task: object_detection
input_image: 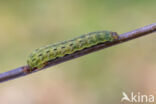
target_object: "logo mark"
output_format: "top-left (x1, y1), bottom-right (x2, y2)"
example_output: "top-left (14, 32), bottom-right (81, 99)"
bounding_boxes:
top-left (121, 92), bottom-right (154, 103)
top-left (121, 92), bottom-right (131, 102)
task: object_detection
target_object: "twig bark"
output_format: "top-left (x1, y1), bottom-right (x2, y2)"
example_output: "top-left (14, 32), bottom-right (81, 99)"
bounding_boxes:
top-left (0, 23), bottom-right (156, 83)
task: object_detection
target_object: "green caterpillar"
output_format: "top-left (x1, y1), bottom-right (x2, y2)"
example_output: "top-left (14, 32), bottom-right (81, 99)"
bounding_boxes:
top-left (27, 31), bottom-right (119, 70)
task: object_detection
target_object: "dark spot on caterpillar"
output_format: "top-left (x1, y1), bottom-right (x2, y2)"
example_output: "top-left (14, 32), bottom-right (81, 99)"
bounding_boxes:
top-left (61, 46), bottom-right (65, 49)
top-left (52, 57), bottom-right (59, 60)
top-left (53, 48), bottom-right (57, 51)
top-left (69, 43), bottom-right (73, 46)
top-left (39, 54), bottom-right (43, 56)
top-left (63, 53), bottom-right (70, 57)
top-left (79, 40), bottom-right (83, 43)
top-left (46, 50), bottom-right (50, 53)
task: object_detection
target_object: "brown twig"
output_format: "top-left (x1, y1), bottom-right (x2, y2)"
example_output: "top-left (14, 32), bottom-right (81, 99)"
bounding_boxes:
top-left (0, 23), bottom-right (156, 83)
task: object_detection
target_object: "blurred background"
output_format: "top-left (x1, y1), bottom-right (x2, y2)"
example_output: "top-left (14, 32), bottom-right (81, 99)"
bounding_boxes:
top-left (0, 0), bottom-right (156, 104)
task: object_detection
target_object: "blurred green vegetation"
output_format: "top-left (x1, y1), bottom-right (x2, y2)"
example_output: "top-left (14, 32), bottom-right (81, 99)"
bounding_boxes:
top-left (0, 0), bottom-right (156, 104)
